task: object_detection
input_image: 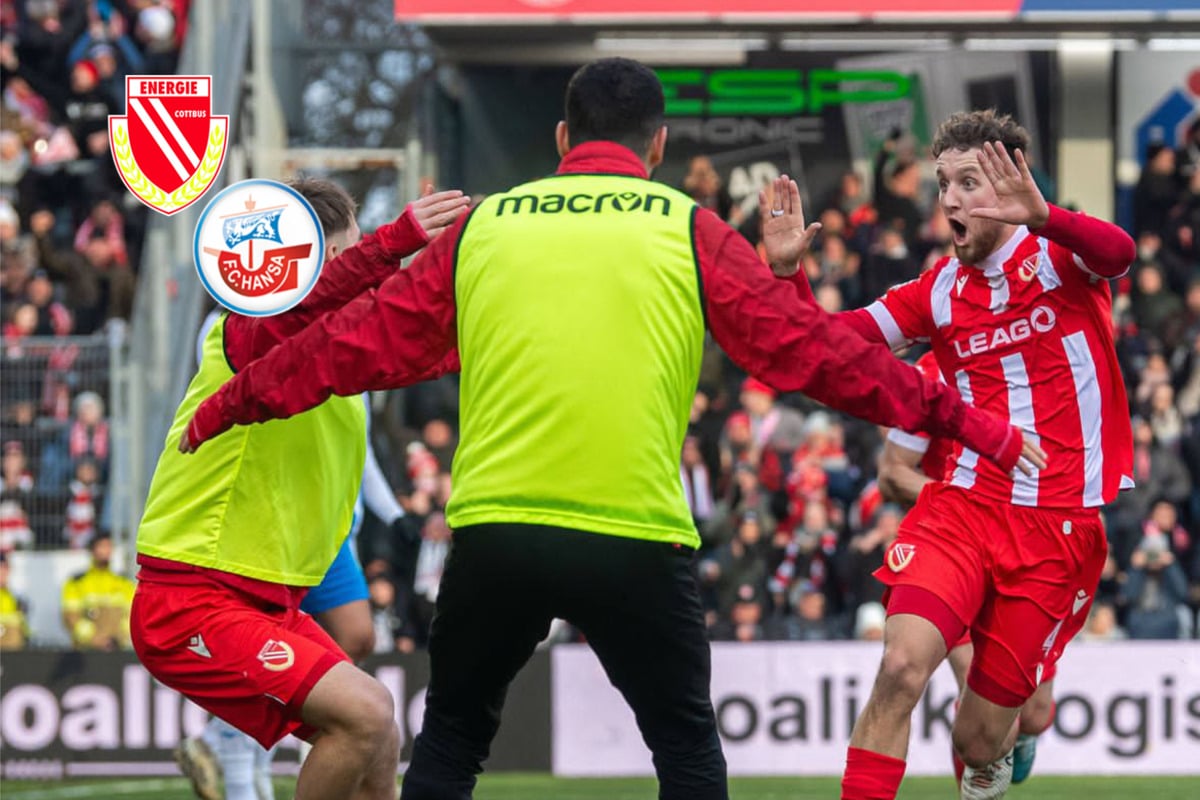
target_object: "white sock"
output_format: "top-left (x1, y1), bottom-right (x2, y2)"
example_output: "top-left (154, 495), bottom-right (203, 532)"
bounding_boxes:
top-left (254, 744), bottom-right (277, 800)
top-left (207, 720), bottom-right (261, 800)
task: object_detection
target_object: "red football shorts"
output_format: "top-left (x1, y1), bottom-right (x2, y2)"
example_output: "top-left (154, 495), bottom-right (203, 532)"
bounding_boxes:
top-left (877, 483), bottom-right (1102, 707)
top-left (131, 573), bottom-right (350, 748)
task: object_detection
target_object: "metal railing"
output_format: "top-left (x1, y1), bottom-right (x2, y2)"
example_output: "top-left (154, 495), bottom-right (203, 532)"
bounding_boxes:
top-left (1, 333), bottom-right (120, 551)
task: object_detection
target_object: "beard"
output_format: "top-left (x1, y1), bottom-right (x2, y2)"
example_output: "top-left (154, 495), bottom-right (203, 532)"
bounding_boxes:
top-left (952, 224), bottom-right (1005, 266)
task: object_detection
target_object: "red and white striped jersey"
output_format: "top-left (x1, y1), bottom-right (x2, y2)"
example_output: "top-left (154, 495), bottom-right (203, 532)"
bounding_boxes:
top-left (886, 351), bottom-right (956, 482)
top-left (865, 227), bottom-right (1134, 509)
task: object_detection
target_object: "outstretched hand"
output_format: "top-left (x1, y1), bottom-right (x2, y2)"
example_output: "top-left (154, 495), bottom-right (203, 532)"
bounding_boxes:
top-left (758, 176), bottom-right (821, 277)
top-left (969, 141), bottom-right (1050, 229)
top-left (410, 188), bottom-right (471, 239)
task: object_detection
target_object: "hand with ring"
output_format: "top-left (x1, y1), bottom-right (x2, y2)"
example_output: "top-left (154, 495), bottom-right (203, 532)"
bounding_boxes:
top-left (758, 175), bottom-right (822, 278)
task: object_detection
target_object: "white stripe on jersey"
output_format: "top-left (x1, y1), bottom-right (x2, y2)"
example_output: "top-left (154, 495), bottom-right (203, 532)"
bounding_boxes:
top-left (866, 301), bottom-right (908, 350)
top-left (1002, 352), bottom-right (1040, 506)
top-left (1064, 330), bottom-right (1105, 506)
top-left (887, 427), bottom-right (931, 454)
top-left (986, 261), bottom-right (1009, 313)
top-left (950, 369), bottom-right (980, 489)
top-left (1037, 239), bottom-right (1062, 292)
top-left (932, 260), bottom-right (959, 329)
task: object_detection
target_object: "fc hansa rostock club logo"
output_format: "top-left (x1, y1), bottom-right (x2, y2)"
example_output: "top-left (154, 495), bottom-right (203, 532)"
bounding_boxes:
top-left (193, 179), bottom-right (325, 316)
top-left (109, 75), bottom-right (228, 216)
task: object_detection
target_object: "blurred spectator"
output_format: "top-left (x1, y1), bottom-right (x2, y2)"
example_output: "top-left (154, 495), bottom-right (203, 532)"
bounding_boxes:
top-left (1, 438), bottom-right (34, 494)
top-left (710, 582), bottom-right (765, 642)
top-left (62, 455), bottom-right (100, 549)
top-left (368, 571), bottom-right (403, 654)
top-left (0, 552), bottom-right (30, 649)
top-left (1148, 383), bottom-right (1184, 449)
top-left (401, 509), bottom-right (451, 649)
top-left (1175, 117), bottom-right (1200, 187)
top-left (737, 377), bottom-right (807, 474)
top-left (1130, 263), bottom-right (1183, 344)
top-left (133, 4), bottom-right (180, 74)
top-left (60, 533), bottom-right (134, 650)
top-left (854, 600), bottom-right (885, 642)
top-left (1133, 143), bottom-right (1181, 239)
top-left (0, 398), bottom-right (39, 463)
top-left (1119, 529), bottom-right (1190, 640)
top-left (766, 579), bottom-right (843, 641)
top-left (1079, 601), bottom-right (1126, 642)
top-left (1107, 417), bottom-right (1191, 566)
top-left (861, 228), bottom-right (920, 304)
top-left (701, 510), bottom-right (769, 617)
top-left (40, 389), bottom-right (107, 490)
top-left (873, 131), bottom-right (924, 249)
top-left (768, 500), bottom-right (837, 610)
top-left (1166, 168), bottom-right (1200, 264)
top-left (30, 207), bottom-right (104, 333)
top-left (703, 461), bottom-right (775, 549)
top-left (1134, 352), bottom-right (1172, 409)
top-left (682, 155), bottom-right (736, 225)
top-left (421, 417), bottom-right (456, 472)
top-left (66, 12), bottom-right (146, 105)
top-left (822, 170), bottom-right (871, 225)
top-left (680, 433), bottom-right (714, 528)
top-left (20, 269), bottom-right (72, 335)
top-left (0, 497), bottom-right (33, 552)
top-left (840, 504), bottom-right (903, 611)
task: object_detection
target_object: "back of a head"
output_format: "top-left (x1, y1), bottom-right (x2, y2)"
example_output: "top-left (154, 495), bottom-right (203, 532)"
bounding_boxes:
top-left (286, 177), bottom-right (357, 239)
top-left (565, 58), bottom-right (664, 155)
top-left (931, 109), bottom-right (1030, 161)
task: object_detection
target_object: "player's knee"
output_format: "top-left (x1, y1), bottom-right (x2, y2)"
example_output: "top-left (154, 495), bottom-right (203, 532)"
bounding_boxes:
top-left (877, 644), bottom-right (933, 705)
top-left (952, 722), bottom-right (1006, 768)
top-left (325, 675), bottom-right (396, 745)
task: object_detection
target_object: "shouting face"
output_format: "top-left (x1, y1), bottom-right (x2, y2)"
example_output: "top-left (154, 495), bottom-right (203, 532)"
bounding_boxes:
top-left (936, 147), bottom-right (1014, 266)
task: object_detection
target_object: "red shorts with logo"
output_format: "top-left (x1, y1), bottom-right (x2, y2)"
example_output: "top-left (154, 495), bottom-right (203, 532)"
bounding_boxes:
top-left (131, 571), bottom-right (350, 748)
top-left (877, 483), bottom-right (1102, 707)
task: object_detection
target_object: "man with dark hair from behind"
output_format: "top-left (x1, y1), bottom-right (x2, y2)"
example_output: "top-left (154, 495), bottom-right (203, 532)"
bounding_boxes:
top-left (182, 59), bottom-right (1039, 800)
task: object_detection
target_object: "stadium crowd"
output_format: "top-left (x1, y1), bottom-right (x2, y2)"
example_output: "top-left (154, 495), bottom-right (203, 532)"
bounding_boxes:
top-left (0, 0), bottom-right (185, 556)
top-left (0, 6), bottom-right (1195, 649)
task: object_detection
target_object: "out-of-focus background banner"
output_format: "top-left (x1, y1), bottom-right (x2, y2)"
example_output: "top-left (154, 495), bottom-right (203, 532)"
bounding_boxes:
top-left (1, 0), bottom-right (1198, 789)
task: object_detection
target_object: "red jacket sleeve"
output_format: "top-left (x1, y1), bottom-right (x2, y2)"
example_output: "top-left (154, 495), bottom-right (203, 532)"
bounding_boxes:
top-left (1031, 203), bottom-right (1135, 279)
top-left (187, 214), bottom-right (465, 447)
top-left (223, 207), bottom-right (431, 370)
top-left (693, 208), bottom-right (1023, 471)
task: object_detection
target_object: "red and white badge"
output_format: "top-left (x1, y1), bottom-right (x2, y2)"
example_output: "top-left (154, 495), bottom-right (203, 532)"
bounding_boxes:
top-left (109, 75), bottom-right (228, 216)
top-left (193, 180), bottom-right (325, 317)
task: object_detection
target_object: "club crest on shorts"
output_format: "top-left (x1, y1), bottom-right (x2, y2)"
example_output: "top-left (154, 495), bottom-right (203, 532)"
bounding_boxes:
top-left (886, 542), bottom-right (916, 572)
top-left (193, 179), bottom-right (325, 316)
top-left (109, 75), bottom-right (228, 216)
top-left (257, 639), bottom-right (295, 672)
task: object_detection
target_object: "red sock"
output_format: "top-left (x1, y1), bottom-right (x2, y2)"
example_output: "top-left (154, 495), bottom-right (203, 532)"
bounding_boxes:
top-left (842, 746), bottom-right (907, 800)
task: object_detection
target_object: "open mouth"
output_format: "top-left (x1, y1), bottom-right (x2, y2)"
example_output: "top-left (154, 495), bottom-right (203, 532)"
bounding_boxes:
top-left (949, 218), bottom-right (968, 246)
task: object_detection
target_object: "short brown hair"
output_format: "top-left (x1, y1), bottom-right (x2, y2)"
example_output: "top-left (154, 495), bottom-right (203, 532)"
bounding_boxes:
top-left (286, 177), bottom-right (357, 237)
top-left (931, 109), bottom-right (1030, 161)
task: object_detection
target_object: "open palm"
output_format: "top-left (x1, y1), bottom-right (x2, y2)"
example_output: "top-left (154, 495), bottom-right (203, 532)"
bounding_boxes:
top-left (758, 175), bottom-right (821, 277)
top-left (970, 141), bottom-right (1050, 228)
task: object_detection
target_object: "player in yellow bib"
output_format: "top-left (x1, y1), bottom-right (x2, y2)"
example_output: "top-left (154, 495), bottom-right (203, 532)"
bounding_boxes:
top-left (131, 178), bottom-right (468, 800)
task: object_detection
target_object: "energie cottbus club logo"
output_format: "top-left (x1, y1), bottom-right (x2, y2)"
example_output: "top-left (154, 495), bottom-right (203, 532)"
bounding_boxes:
top-left (193, 179), bottom-right (326, 316)
top-left (108, 75), bottom-right (228, 215)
